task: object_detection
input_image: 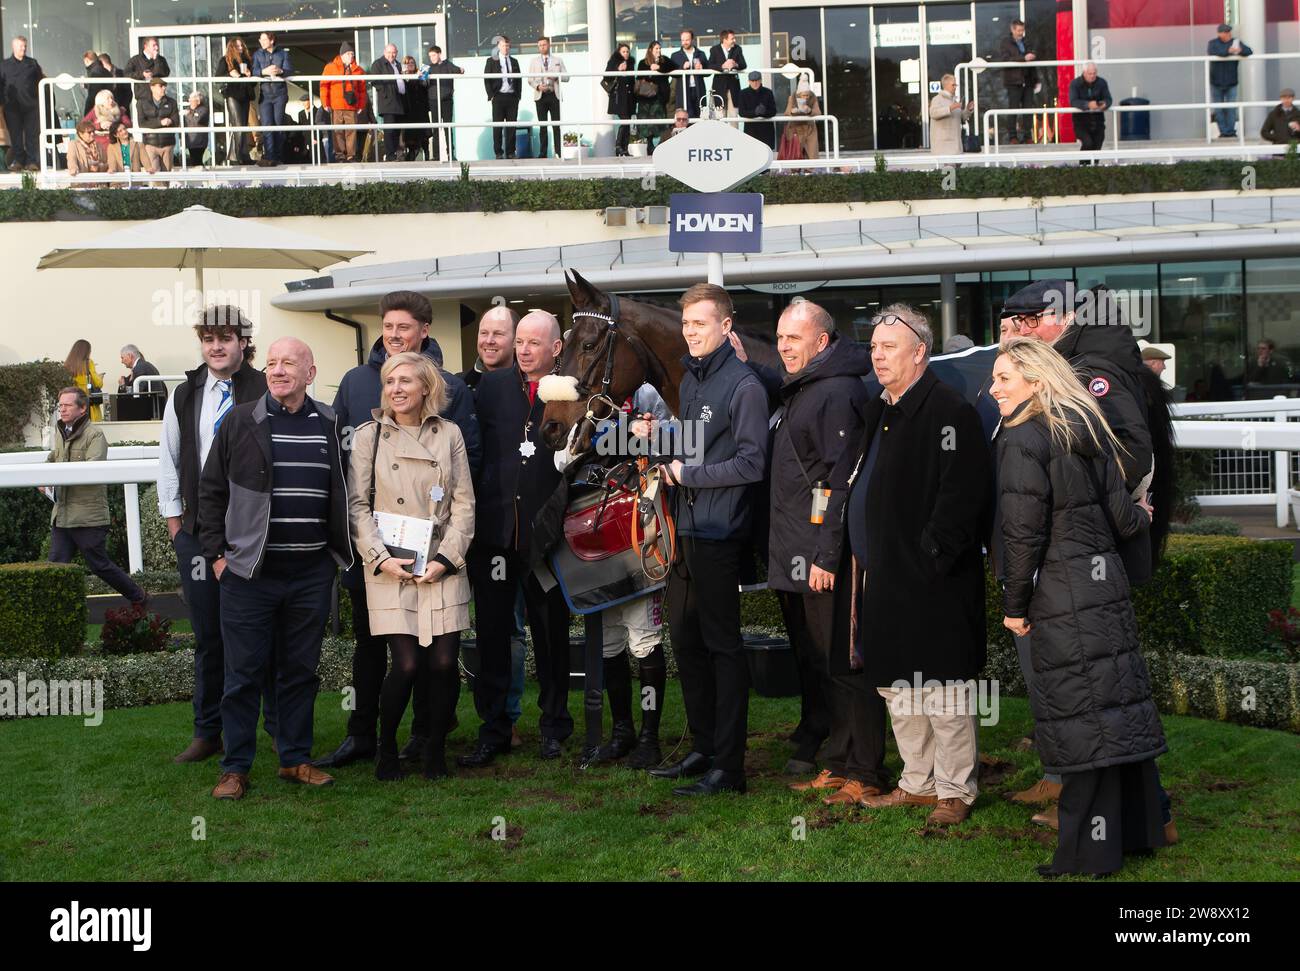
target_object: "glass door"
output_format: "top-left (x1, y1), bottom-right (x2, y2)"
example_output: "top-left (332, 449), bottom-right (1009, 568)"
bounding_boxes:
top-left (871, 4), bottom-right (922, 149)
top-left (923, 2), bottom-right (974, 149)
top-left (824, 6), bottom-right (872, 152)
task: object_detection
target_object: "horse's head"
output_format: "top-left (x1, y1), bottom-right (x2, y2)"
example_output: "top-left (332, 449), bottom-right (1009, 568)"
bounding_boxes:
top-left (539, 270), bottom-right (652, 453)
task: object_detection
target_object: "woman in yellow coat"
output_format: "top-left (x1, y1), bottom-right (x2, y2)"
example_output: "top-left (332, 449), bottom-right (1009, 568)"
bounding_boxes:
top-left (64, 339), bottom-right (105, 422)
top-left (349, 351), bottom-right (475, 780)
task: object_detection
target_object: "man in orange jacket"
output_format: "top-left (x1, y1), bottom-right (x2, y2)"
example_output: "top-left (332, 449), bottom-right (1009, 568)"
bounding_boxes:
top-left (322, 40), bottom-right (367, 163)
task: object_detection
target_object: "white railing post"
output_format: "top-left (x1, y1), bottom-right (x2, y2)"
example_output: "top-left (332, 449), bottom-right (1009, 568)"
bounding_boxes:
top-left (1275, 396), bottom-right (1290, 528)
top-left (124, 482), bottom-right (144, 574)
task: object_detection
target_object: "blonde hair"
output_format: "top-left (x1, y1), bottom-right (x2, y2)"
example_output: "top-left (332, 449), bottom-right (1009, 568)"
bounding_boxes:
top-left (379, 351), bottom-right (446, 423)
top-left (999, 337), bottom-right (1130, 479)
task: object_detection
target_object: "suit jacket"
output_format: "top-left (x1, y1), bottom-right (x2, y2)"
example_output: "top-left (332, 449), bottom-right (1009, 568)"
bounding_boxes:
top-left (484, 55), bottom-right (522, 99)
top-left (126, 52), bottom-right (170, 103)
top-left (670, 47), bottom-right (708, 110)
top-left (106, 139), bottom-right (146, 173)
top-left (526, 54), bottom-right (568, 101)
top-left (369, 57), bottom-right (408, 116)
top-left (707, 43), bottom-right (747, 104)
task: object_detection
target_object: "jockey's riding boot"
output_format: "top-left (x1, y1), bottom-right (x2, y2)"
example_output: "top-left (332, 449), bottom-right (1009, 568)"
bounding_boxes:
top-left (623, 727), bottom-right (662, 770)
top-left (595, 719), bottom-right (638, 762)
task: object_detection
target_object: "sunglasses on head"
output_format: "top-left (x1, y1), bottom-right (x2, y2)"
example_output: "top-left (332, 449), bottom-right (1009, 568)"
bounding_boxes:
top-left (872, 312), bottom-right (924, 343)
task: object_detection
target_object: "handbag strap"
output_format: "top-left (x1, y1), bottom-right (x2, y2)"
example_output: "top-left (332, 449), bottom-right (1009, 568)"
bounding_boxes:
top-left (367, 421), bottom-right (380, 513)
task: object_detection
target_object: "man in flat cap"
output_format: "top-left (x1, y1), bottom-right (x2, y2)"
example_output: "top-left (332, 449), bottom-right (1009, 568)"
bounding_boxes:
top-left (1261, 88), bottom-right (1300, 145)
top-left (1207, 24), bottom-right (1252, 139)
top-left (1140, 344), bottom-right (1171, 379)
top-left (737, 70), bottom-right (777, 149)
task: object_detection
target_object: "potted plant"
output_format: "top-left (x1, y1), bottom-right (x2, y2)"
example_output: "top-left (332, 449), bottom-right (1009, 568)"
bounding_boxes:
top-left (560, 132), bottom-right (587, 161)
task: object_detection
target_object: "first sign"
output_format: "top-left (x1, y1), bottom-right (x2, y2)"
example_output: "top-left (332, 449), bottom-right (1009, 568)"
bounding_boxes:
top-left (653, 119), bottom-right (774, 193)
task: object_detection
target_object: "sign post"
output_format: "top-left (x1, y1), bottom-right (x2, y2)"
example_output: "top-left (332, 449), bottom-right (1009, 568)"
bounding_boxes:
top-left (652, 119), bottom-right (774, 286)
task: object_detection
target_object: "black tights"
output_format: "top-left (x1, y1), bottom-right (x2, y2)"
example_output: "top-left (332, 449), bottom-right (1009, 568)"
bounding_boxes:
top-left (379, 632), bottom-right (459, 757)
top-left (605, 644), bottom-right (666, 735)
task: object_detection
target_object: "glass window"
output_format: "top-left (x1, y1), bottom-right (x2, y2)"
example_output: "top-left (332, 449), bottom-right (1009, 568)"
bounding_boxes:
top-left (613, 0), bottom-right (655, 46)
top-left (30, 0), bottom-right (132, 113)
top-left (234, 0), bottom-right (338, 22)
top-left (769, 7), bottom-right (822, 122)
top-left (824, 6), bottom-right (871, 152)
top-left (1159, 261), bottom-right (1244, 402)
top-left (873, 3), bottom-right (922, 149)
top-left (657, 0), bottom-right (759, 43)
top-left (1075, 263), bottom-right (1159, 340)
top-left (1244, 259), bottom-right (1300, 399)
top-left (972, 0), bottom-right (1020, 137)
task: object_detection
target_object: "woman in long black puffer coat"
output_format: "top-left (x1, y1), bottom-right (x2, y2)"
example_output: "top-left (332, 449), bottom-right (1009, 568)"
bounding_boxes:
top-left (605, 44), bottom-right (635, 156)
top-left (991, 337), bottom-right (1168, 878)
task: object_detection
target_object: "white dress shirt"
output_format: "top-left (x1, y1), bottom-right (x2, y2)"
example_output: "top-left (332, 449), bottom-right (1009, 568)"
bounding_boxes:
top-left (157, 370), bottom-right (232, 518)
top-left (499, 54), bottom-right (514, 94)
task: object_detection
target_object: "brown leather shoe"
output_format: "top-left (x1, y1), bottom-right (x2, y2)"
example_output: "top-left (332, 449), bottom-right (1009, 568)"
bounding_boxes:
top-left (789, 769), bottom-right (846, 792)
top-left (212, 772), bottom-right (249, 800)
top-left (278, 763), bottom-right (335, 786)
top-left (860, 787), bottom-right (939, 809)
top-left (1031, 804), bottom-right (1059, 830)
top-left (927, 798), bottom-right (972, 826)
top-left (1164, 818), bottom-right (1179, 845)
top-left (1007, 777), bottom-right (1062, 804)
top-left (174, 736), bottom-right (223, 763)
top-left (824, 780), bottom-right (882, 805)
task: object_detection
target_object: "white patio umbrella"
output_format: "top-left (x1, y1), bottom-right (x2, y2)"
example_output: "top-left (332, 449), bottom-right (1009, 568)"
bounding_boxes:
top-left (36, 204), bottom-right (371, 300)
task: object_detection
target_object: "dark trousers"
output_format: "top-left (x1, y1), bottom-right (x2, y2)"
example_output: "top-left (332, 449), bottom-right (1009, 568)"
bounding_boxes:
top-left (258, 95), bottom-right (287, 161)
top-left (1052, 759), bottom-right (1166, 875)
top-left (218, 555), bottom-right (334, 773)
top-left (1004, 84), bottom-right (1034, 140)
top-left (677, 85), bottom-right (703, 118)
top-left (468, 545), bottom-right (572, 748)
top-left (344, 580), bottom-right (430, 740)
top-left (535, 92), bottom-right (560, 156)
top-left (174, 528), bottom-right (277, 741)
top-left (431, 101), bottom-right (455, 160)
top-left (1076, 115), bottom-right (1105, 162)
top-left (614, 107), bottom-right (632, 153)
top-left (5, 102), bottom-right (40, 165)
top-left (666, 535), bottom-right (749, 774)
top-left (779, 589), bottom-right (887, 785)
top-left (776, 589), bottom-right (831, 757)
top-left (50, 525), bottom-right (144, 604)
top-left (491, 93), bottom-right (520, 157)
top-left (380, 114), bottom-right (403, 160)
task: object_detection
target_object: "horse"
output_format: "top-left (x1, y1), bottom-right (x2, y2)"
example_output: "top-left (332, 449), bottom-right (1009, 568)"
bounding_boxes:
top-left (539, 269), bottom-right (782, 453)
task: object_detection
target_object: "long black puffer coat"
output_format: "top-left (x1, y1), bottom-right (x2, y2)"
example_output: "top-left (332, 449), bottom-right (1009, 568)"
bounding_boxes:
top-left (997, 404), bottom-right (1167, 775)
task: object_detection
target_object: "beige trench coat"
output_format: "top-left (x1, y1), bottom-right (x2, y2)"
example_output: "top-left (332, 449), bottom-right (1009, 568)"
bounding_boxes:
top-left (784, 92), bottom-right (821, 159)
top-left (928, 90), bottom-right (972, 155)
top-left (348, 410), bottom-right (475, 645)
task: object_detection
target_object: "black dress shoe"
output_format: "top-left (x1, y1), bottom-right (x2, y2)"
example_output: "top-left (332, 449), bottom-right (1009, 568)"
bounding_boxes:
top-left (623, 733), bottom-right (662, 770)
top-left (312, 735), bottom-right (375, 768)
top-left (577, 744), bottom-right (603, 770)
top-left (457, 742), bottom-right (505, 768)
top-left (647, 752), bottom-right (712, 779)
top-left (398, 735), bottom-right (428, 762)
top-left (673, 768), bottom-right (746, 796)
top-left (539, 737), bottom-right (563, 760)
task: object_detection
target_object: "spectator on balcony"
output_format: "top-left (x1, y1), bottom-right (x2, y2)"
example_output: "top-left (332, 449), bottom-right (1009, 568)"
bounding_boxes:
top-left (1246, 338), bottom-right (1290, 387)
top-left (322, 41), bottom-right (366, 164)
top-left (370, 43), bottom-right (408, 162)
top-left (421, 45), bottom-right (462, 162)
top-left (82, 50), bottom-right (113, 117)
top-left (106, 119), bottom-right (146, 175)
top-left (118, 344), bottom-right (160, 393)
top-left (66, 119), bottom-right (109, 184)
top-left (780, 79), bottom-right (821, 160)
top-left (997, 19), bottom-right (1039, 145)
top-left (928, 73), bottom-right (973, 156)
top-left (635, 41), bottom-right (672, 154)
top-left (64, 339), bottom-right (105, 422)
top-left (1207, 23), bottom-right (1252, 139)
top-left (671, 29), bottom-right (708, 118)
top-left (45, 386), bottom-right (147, 607)
top-left (138, 78), bottom-right (178, 173)
top-left (527, 36), bottom-right (568, 160)
top-left (401, 55), bottom-right (428, 161)
top-left (605, 43), bottom-right (635, 157)
top-left (737, 71), bottom-right (776, 150)
top-left (185, 90), bottom-right (210, 168)
top-left (83, 88), bottom-right (130, 150)
top-left (218, 37), bottom-right (255, 166)
top-left (707, 29), bottom-right (747, 116)
top-left (483, 35), bottom-right (522, 160)
top-left (99, 53), bottom-right (132, 114)
top-left (1, 35), bottom-right (44, 172)
top-left (252, 31), bottom-right (292, 167)
top-left (1260, 87), bottom-right (1300, 145)
top-left (127, 37), bottom-right (170, 107)
top-left (661, 107), bottom-right (690, 143)
top-left (1067, 62), bottom-right (1110, 165)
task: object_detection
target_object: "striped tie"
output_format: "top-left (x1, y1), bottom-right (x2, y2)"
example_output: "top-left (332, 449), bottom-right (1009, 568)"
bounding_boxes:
top-left (214, 379), bottom-right (233, 433)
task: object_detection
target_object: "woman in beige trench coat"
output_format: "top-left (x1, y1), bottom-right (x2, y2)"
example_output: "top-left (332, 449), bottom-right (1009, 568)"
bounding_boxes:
top-left (349, 351), bottom-right (475, 780)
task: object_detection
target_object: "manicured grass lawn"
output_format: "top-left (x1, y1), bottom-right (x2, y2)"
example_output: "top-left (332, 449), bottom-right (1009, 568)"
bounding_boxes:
top-left (3, 685), bottom-right (1297, 882)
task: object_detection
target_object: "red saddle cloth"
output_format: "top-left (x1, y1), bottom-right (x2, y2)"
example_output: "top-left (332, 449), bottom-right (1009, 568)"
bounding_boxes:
top-left (563, 489), bottom-right (638, 562)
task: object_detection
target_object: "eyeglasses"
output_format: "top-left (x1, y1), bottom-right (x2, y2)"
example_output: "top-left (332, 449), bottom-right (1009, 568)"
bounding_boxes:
top-left (1001, 309), bottom-right (1056, 331)
top-left (872, 312), bottom-right (924, 343)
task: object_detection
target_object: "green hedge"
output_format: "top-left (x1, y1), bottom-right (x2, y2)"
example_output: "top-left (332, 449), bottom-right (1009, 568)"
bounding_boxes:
top-left (0, 360), bottom-right (70, 446)
top-left (0, 562), bottom-right (87, 659)
top-left (3, 159), bottom-right (1298, 223)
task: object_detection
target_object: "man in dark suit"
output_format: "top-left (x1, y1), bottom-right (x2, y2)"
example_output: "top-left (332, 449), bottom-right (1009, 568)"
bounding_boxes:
top-left (126, 36), bottom-right (170, 108)
top-left (421, 45), bottom-right (463, 161)
top-left (707, 29), bottom-right (747, 114)
top-left (671, 30), bottom-right (709, 118)
top-left (483, 35), bottom-right (522, 159)
top-left (996, 19), bottom-right (1037, 144)
top-left (100, 53), bottom-right (132, 114)
top-left (369, 42), bottom-right (408, 162)
top-left (459, 310), bottom-right (571, 767)
top-left (737, 71), bottom-right (776, 148)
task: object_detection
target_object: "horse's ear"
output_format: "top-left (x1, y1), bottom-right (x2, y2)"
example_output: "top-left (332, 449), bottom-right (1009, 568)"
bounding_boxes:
top-left (566, 269), bottom-right (603, 311)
